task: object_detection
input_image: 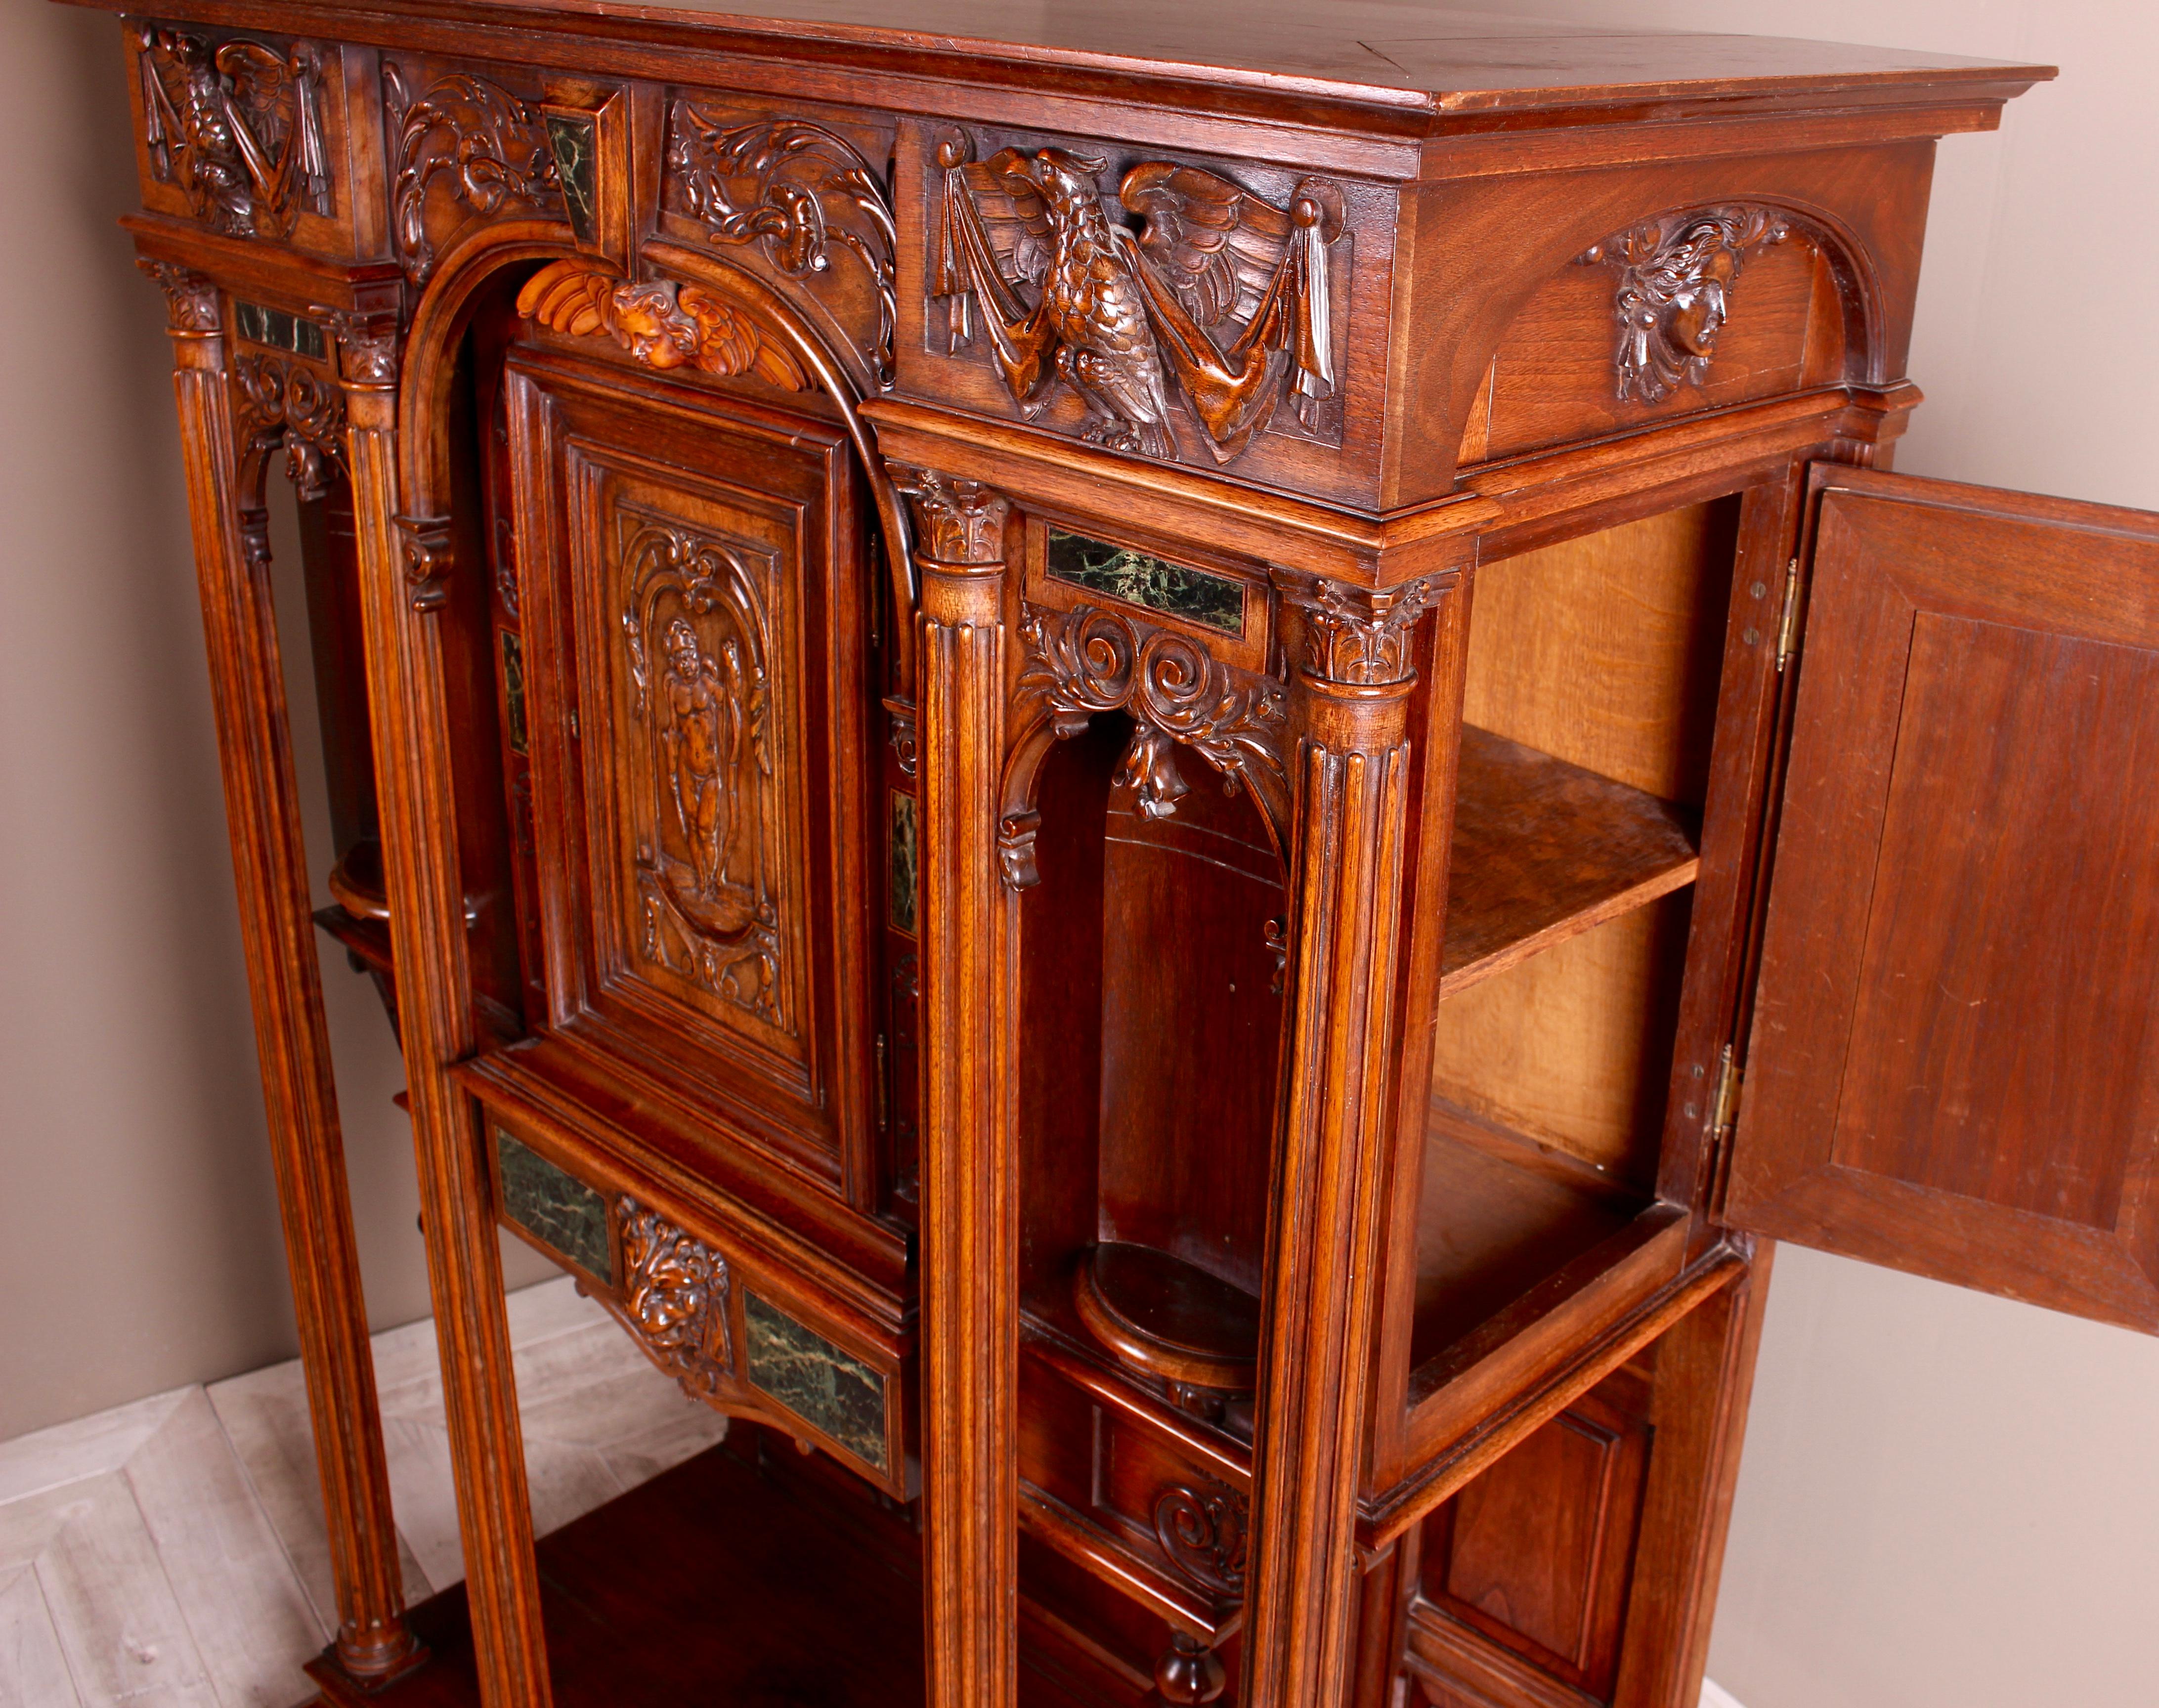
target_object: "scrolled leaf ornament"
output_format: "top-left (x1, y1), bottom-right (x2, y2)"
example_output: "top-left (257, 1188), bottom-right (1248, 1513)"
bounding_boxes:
top-left (1578, 205), bottom-right (1792, 404)
top-left (1153, 1481), bottom-right (1249, 1598)
top-left (388, 65), bottom-right (562, 283)
top-left (233, 352), bottom-right (346, 501)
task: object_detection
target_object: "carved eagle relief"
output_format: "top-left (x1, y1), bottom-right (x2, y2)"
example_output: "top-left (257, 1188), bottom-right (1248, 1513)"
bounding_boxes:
top-left (933, 138), bottom-right (1342, 465)
top-left (137, 28), bottom-right (330, 239)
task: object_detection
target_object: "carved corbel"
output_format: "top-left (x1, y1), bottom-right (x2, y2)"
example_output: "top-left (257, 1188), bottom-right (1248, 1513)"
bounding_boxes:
top-left (1577, 205), bottom-right (1792, 404)
top-left (616, 1199), bottom-right (735, 1403)
top-left (1276, 574), bottom-right (1438, 687)
top-left (890, 466), bottom-right (1011, 566)
top-left (233, 352), bottom-right (346, 500)
top-left (139, 259), bottom-right (223, 334)
top-left (394, 514), bottom-right (453, 612)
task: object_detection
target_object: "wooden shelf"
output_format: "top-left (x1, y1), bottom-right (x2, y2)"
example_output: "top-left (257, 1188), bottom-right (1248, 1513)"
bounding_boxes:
top-left (1072, 1241), bottom-right (1261, 1392)
top-left (1440, 726), bottom-right (1699, 998)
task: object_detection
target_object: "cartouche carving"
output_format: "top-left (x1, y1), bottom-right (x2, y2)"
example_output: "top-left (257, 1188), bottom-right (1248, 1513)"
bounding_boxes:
top-left (517, 259), bottom-right (810, 391)
top-left (137, 27), bottom-right (331, 240)
top-left (1578, 206), bottom-right (1792, 404)
top-left (387, 65), bottom-right (561, 282)
top-left (617, 1199), bottom-right (734, 1402)
top-left (622, 517), bottom-right (786, 1025)
top-left (233, 353), bottom-right (346, 501)
top-left (666, 108), bottom-right (898, 389)
top-left (1279, 576), bottom-right (1436, 687)
top-left (933, 135), bottom-right (1340, 464)
top-left (139, 259), bottom-right (222, 333)
top-left (1008, 604), bottom-right (1287, 880)
top-left (889, 467), bottom-right (1009, 565)
top-left (1153, 1481), bottom-right (1249, 1598)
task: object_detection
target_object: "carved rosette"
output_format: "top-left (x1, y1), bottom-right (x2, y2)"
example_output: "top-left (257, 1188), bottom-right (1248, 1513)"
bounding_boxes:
top-left (1278, 575), bottom-right (1437, 687)
top-left (1153, 1481), bottom-right (1249, 1598)
top-left (617, 1199), bottom-right (734, 1402)
top-left (386, 65), bottom-right (562, 282)
top-left (139, 260), bottom-right (222, 333)
top-left (517, 259), bottom-right (809, 391)
top-left (233, 353), bottom-right (346, 500)
top-left (137, 26), bottom-right (332, 240)
top-left (891, 468), bottom-right (1010, 566)
top-left (1004, 604), bottom-right (1287, 884)
top-left (1577, 205), bottom-right (1792, 404)
top-left (666, 108), bottom-right (898, 388)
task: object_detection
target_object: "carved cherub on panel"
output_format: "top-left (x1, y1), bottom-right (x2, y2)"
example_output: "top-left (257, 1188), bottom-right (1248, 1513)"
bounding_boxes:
top-left (933, 137), bottom-right (1342, 465)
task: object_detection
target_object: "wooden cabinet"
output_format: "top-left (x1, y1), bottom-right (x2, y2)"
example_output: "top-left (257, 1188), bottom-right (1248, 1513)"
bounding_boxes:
top-left (82, 2), bottom-right (2157, 1705)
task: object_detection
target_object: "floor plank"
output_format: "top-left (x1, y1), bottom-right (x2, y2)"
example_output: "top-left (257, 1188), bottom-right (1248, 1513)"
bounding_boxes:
top-left (0, 1394), bottom-right (190, 1509)
top-left (0, 1567), bottom-right (84, 1708)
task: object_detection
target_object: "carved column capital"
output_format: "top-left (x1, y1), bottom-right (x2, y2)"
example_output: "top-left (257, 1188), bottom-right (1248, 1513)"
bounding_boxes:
top-left (1274, 573), bottom-right (1438, 689)
top-left (890, 465), bottom-right (1011, 568)
top-left (324, 309), bottom-right (403, 389)
top-left (139, 259), bottom-right (222, 335)
top-left (393, 514), bottom-right (454, 613)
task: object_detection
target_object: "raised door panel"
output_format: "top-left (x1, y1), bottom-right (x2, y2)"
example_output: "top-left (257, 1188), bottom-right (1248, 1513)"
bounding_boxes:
top-left (1730, 468), bottom-right (2159, 1330)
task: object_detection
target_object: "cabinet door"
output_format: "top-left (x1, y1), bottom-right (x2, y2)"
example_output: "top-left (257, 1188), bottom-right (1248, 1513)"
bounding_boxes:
top-left (1727, 467), bottom-right (2159, 1331)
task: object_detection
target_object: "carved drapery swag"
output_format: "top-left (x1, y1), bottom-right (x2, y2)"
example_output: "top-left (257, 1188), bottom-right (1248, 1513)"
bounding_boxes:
top-left (138, 27), bottom-right (331, 239)
top-left (666, 108), bottom-right (898, 389)
top-left (387, 65), bottom-right (563, 282)
top-left (932, 135), bottom-right (1340, 466)
top-left (617, 1200), bottom-right (735, 1402)
top-left (1578, 205), bottom-right (1792, 404)
top-left (233, 353), bottom-right (346, 501)
top-left (518, 258), bottom-right (810, 391)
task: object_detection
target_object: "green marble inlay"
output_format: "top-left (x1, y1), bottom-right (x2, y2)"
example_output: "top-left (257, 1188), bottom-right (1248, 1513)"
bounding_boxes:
top-left (495, 1129), bottom-right (611, 1282)
top-left (889, 790), bottom-right (918, 937)
top-left (234, 300), bottom-right (327, 361)
top-left (1046, 529), bottom-right (1244, 634)
top-left (744, 1293), bottom-right (888, 1471)
top-left (500, 629), bottom-right (528, 756)
top-left (545, 115), bottom-right (601, 249)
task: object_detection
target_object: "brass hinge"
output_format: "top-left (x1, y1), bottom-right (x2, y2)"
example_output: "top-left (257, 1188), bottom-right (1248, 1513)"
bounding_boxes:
top-left (874, 1032), bottom-right (889, 1133)
top-left (1706, 1043), bottom-right (1742, 1218)
top-left (1774, 557), bottom-right (1802, 674)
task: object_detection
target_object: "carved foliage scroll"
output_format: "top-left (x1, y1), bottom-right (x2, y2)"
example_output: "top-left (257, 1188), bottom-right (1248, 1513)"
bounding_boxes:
top-left (620, 515), bottom-right (788, 1029)
top-left (618, 1199), bottom-right (734, 1402)
top-left (666, 107), bottom-right (897, 389)
top-left (1153, 1481), bottom-right (1249, 1598)
top-left (137, 27), bottom-right (331, 239)
top-left (933, 134), bottom-right (1341, 466)
top-left (1006, 604), bottom-right (1287, 885)
top-left (1577, 206), bottom-right (1792, 404)
top-left (518, 259), bottom-right (810, 391)
top-left (386, 65), bottom-right (561, 282)
top-left (233, 354), bottom-right (346, 501)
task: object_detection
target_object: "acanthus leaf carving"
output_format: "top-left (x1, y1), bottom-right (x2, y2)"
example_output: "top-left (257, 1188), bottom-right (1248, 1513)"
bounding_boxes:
top-left (233, 352), bottom-right (347, 501)
top-left (1577, 205), bottom-right (1792, 405)
top-left (322, 309), bottom-right (401, 387)
top-left (932, 133), bottom-right (1341, 466)
top-left (665, 108), bottom-right (897, 390)
top-left (617, 1198), bottom-right (734, 1403)
top-left (516, 258), bottom-right (810, 392)
top-left (387, 64), bottom-right (562, 283)
top-left (889, 466), bottom-right (1009, 566)
top-left (1010, 603), bottom-right (1287, 879)
top-left (138, 259), bottom-right (222, 333)
top-left (137, 26), bottom-right (332, 240)
top-left (1279, 575), bottom-right (1436, 687)
top-left (1153, 1480), bottom-right (1249, 1598)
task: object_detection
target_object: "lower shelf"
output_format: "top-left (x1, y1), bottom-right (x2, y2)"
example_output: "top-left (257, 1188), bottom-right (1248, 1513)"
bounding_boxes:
top-left (306, 1431), bottom-right (1116, 1708)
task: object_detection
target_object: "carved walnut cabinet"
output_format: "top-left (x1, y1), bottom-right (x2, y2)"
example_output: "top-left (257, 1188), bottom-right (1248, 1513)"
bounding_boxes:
top-left (66, 1), bottom-right (2159, 1704)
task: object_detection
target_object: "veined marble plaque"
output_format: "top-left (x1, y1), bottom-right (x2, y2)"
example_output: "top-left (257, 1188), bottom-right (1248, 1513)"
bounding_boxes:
top-left (495, 1129), bottom-right (613, 1282)
top-left (743, 1292), bottom-right (887, 1471)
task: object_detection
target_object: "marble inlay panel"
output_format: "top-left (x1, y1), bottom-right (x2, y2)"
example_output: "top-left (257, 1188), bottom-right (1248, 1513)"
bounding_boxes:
top-left (889, 790), bottom-right (918, 937)
top-left (1047, 528), bottom-right (1244, 634)
top-left (233, 300), bottom-right (328, 361)
top-left (546, 115), bottom-right (601, 248)
top-left (742, 1293), bottom-right (887, 1471)
top-left (495, 1130), bottom-right (613, 1283)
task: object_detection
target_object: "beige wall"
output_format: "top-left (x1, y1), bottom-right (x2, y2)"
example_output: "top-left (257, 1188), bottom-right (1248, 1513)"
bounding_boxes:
top-left (3, 2), bottom-right (2156, 1702)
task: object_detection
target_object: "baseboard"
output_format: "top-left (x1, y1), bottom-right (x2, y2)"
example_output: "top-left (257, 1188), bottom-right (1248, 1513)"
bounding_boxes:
top-left (1700, 1681), bottom-right (1747, 1708)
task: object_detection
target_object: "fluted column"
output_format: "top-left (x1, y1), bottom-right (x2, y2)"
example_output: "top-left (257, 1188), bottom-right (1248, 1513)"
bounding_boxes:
top-left (1241, 573), bottom-right (1439, 1708)
top-left (143, 262), bottom-right (418, 1683)
top-left (330, 310), bottom-right (552, 1708)
top-left (895, 466), bottom-right (1018, 1708)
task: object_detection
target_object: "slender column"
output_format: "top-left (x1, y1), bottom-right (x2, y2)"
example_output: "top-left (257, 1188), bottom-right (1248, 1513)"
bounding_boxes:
top-left (330, 311), bottom-right (552, 1707)
top-left (1242, 573), bottom-right (1439, 1708)
top-left (895, 466), bottom-right (1018, 1708)
top-left (142, 262), bottom-right (418, 1681)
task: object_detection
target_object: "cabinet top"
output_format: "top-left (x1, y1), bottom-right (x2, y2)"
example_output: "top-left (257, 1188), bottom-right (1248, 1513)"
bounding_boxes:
top-left (76, 0), bottom-right (2051, 128)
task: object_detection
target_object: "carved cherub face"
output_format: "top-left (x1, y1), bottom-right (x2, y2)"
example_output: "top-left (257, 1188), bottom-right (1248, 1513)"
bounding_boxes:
top-left (609, 282), bottom-right (699, 370)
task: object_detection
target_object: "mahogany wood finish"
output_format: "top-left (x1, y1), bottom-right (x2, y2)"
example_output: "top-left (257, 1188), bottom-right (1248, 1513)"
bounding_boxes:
top-left (77, 5), bottom-right (2159, 1708)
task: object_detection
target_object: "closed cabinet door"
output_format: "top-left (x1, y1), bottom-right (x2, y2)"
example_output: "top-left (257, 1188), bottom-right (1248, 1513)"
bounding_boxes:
top-left (1727, 465), bottom-right (2159, 1332)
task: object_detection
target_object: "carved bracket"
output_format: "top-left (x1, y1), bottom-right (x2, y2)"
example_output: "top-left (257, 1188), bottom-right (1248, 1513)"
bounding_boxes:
top-left (387, 65), bottom-right (562, 282)
top-left (666, 108), bottom-right (898, 390)
top-left (322, 309), bottom-right (402, 387)
top-left (139, 259), bottom-right (222, 333)
top-left (890, 467), bottom-right (1010, 566)
top-left (617, 1199), bottom-right (735, 1403)
top-left (1277, 574), bottom-right (1437, 687)
top-left (1577, 205), bottom-right (1792, 404)
top-left (233, 353), bottom-right (346, 500)
top-left (1002, 603), bottom-right (1288, 885)
top-left (517, 258), bottom-right (810, 391)
top-left (393, 514), bottom-right (453, 613)
top-left (137, 26), bottom-right (331, 240)
top-left (932, 132), bottom-right (1341, 467)
top-left (1153, 1480), bottom-right (1249, 1598)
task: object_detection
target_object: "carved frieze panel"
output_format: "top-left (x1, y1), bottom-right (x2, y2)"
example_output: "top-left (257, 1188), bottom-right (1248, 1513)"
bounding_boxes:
top-left (136, 26), bottom-right (332, 240)
top-left (1577, 205), bottom-right (1792, 404)
top-left (665, 106), bottom-right (897, 389)
top-left (931, 131), bottom-right (1343, 467)
top-left (518, 258), bottom-right (808, 390)
top-left (386, 63), bottom-right (562, 282)
top-left (617, 1199), bottom-right (734, 1402)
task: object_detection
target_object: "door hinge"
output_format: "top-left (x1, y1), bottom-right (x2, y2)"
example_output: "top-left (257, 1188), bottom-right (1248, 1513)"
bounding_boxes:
top-left (1774, 557), bottom-right (1802, 673)
top-left (1706, 1043), bottom-right (1742, 1218)
top-left (874, 1032), bottom-right (889, 1133)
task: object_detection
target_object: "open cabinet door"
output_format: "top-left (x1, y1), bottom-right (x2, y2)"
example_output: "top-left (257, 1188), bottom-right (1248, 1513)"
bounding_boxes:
top-left (1725, 466), bottom-right (2159, 1331)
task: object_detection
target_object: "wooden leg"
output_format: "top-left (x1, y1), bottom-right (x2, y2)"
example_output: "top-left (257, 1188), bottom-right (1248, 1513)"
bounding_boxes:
top-left (1242, 574), bottom-right (1452, 1708)
top-left (144, 263), bottom-right (417, 1682)
top-left (897, 467), bottom-right (1018, 1708)
top-left (332, 314), bottom-right (553, 1708)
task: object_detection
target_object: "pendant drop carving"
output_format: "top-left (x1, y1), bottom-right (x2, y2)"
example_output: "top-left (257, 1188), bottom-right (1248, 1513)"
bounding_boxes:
top-left (387, 65), bottom-right (562, 282)
top-left (1577, 206), bottom-right (1792, 404)
top-left (137, 26), bottom-right (332, 239)
top-left (622, 517), bottom-right (787, 1027)
top-left (518, 259), bottom-right (810, 391)
top-left (617, 1199), bottom-right (734, 1402)
top-left (233, 353), bottom-right (346, 501)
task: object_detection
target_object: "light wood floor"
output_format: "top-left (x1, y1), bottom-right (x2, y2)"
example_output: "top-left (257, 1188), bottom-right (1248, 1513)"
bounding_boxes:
top-left (0, 1277), bottom-right (725, 1708)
